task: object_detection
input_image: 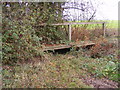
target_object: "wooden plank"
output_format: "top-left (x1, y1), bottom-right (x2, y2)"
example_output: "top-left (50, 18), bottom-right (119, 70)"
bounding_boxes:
top-left (68, 25), bottom-right (72, 41)
top-left (75, 42), bottom-right (95, 47)
top-left (38, 22), bottom-right (107, 26)
top-left (44, 45), bottom-right (72, 51)
top-left (43, 42), bottom-right (95, 51)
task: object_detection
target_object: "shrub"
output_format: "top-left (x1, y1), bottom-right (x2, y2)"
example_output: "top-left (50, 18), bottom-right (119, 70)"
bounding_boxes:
top-left (2, 18), bottom-right (43, 64)
top-left (2, 2), bottom-right (66, 64)
top-left (90, 37), bottom-right (115, 58)
top-left (71, 26), bottom-right (104, 41)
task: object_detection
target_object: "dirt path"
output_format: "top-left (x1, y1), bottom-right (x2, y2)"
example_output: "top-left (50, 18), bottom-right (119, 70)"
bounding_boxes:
top-left (81, 76), bottom-right (118, 88)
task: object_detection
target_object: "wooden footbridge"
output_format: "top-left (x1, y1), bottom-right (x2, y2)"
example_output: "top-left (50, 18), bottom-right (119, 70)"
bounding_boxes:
top-left (37, 22), bottom-right (106, 51)
top-left (43, 42), bottom-right (95, 51)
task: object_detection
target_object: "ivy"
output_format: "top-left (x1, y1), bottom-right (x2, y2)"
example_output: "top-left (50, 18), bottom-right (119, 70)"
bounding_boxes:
top-left (2, 2), bottom-right (66, 64)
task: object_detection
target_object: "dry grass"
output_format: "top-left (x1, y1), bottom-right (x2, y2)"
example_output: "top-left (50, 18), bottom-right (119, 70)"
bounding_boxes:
top-left (106, 28), bottom-right (118, 37)
top-left (71, 27), bottom-right (103, 41)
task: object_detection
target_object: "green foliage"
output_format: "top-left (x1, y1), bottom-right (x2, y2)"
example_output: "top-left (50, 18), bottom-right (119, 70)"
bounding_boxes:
top-left (36, 25), bottom-right (68, 44)
top-left (102, 61), bottom-right (118, 81)
top-left (2, 2), bottom-right (66, 64)
top-left (68, 42), bottom-right (118, 82)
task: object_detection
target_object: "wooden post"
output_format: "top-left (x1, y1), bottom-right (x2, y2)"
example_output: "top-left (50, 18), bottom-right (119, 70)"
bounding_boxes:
top-left (102, 22), bottom-right (106, 37)
top-left (68, 25), bottom-right (72, 41)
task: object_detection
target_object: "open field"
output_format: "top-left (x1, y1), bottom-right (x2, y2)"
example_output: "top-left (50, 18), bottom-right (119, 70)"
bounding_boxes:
top-left (70, 20), bottom-right (118, 29)
top-left (105, 20), bottom-right (118, 29)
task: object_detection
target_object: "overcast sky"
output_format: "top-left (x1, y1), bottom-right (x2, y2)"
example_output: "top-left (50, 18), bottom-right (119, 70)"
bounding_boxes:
top-left (65, 0), bottom-right (119, 20)
top-left (95, 0), bottom-right (119, 20)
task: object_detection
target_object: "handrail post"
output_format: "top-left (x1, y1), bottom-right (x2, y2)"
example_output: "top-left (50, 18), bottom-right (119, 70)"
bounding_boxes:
top-left (68, 25), bottom-right (72, 41)
top-left (102, 22), bottom-right (106, 37)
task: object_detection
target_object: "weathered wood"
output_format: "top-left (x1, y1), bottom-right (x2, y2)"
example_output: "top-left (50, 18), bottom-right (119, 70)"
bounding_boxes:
top-left (37, 22), bottom-right (107, 41)
top-left (76, 42), bottom-right (95, 47)
top-left (68, 25), bottom-right (72, 41)
top-left (38, 22), bottom-right (107, 26)
top-left (43, 42), bottom-right (95, 51)
top-left (44, 45), bottom-right (72, 51)
top-left (102, 23), bottom-right (106, 37)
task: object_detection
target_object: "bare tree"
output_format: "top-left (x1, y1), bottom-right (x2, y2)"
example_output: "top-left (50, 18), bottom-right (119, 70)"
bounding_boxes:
top-left (62, 0), bottom-right (97, 21)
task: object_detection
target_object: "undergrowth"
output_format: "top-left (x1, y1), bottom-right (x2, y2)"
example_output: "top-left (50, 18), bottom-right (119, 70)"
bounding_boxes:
top-left (2, 2), bottom-right (66, 65)
top-left (2, 41), bottom-right (118, 88)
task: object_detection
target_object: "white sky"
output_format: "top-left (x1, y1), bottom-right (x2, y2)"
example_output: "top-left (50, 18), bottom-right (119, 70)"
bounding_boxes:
top-left (65, 0), bottom-right (119, 20)
top-left (94, 0), bottom-right (119, 20)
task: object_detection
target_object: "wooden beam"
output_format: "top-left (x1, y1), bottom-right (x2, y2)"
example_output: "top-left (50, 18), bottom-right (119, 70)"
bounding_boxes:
top-left (38, 22), bottom-right (107, 26)
top-left (44, 45), bottom-right (72, 51)
top-left (36, 21), bottom-right (107, 38)
top-left (68, 25), bottom-right (72, 41)
top-left (102, 22), bottom-right (106, 37)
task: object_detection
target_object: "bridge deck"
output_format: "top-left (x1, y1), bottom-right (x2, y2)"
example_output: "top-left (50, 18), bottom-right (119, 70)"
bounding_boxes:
top-left (43, 42), bottom-right (95, 51)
